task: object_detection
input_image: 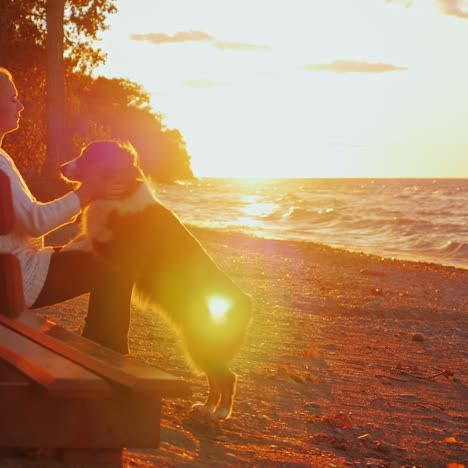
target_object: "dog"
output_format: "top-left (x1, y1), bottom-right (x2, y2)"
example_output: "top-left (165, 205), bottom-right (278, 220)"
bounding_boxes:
top-left (61, 140), bottom-right (252, 420)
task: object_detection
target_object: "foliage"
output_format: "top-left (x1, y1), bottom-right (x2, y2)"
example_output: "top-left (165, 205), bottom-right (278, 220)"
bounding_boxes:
top-left (1, 0), bottom-right (117, 182)
top-left (1, 0), bottom-right (194, 195)
top-left (1, 0), bottom-right (117, 73)
top-left (66, 75), bottom-right (194, 183)
top-left (1, 1), bottom-right (48, 179)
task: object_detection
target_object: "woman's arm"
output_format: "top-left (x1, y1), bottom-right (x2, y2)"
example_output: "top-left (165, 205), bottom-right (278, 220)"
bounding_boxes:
top-left (0, 157), bottom-right (81, 238)
top-left (13, 178), bottom-right (81, 238)
top-left (1, 151), bottom-right (128, 238)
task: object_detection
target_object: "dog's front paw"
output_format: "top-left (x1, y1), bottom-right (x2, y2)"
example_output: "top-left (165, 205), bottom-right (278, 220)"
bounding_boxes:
top-left (191, 401), bottom-right (233, 421)
top-left (210, 404), bottom-right (233, 421)
top-left (191, 401), bottom-right (216, 416)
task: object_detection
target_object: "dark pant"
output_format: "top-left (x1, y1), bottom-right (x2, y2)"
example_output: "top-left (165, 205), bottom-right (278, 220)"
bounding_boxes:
top-left (31, 250), bottom-right (133, 354)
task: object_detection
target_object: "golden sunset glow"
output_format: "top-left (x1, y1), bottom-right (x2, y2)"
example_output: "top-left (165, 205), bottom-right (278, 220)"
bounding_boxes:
top-left (241, 202), bottom-right (277, 218)
top-left (207, 296), bottom-right (230, 324)
top-left (96, 0), bottom-right (468, 178)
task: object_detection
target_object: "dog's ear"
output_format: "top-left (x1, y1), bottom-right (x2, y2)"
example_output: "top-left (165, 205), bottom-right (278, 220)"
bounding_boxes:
top-left (114, 160), bottom-right (142, 183)
top-left (112, 143), bottom-right (141, 173)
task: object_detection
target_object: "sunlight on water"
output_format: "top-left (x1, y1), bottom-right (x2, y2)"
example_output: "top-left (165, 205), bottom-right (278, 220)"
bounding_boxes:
top-left (207, 296), bottom-right (231, 324)
top-left (237, 198), bottom-right (279, 228)
top-left (156, 178), bottom-right (468, 269)
top-left (236, 216), bottom-right (261, 227)
top-left (240, 194), bottom-right (261, 203)
top-left (241, 202), bottom-right (278, 217)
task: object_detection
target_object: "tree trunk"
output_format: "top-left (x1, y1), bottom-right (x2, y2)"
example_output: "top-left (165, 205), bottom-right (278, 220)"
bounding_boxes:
top-left (45, 0), bottom-right (65, 190)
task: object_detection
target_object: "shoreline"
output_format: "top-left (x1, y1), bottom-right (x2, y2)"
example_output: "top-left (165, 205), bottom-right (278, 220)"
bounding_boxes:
top-left (158, 176), bottom-right (468, 276)
top-left (190, 224), bottom-right (468, 273)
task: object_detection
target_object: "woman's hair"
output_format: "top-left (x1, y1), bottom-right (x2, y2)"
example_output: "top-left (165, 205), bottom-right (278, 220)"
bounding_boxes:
top-left (0, 67), bottom-right (13, 78)
top-left (0, 67), bottom-right (13, 88)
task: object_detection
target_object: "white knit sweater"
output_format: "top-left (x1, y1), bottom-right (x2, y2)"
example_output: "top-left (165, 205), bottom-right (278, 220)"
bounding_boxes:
top-left (0, 148), bottom-right (81, 307)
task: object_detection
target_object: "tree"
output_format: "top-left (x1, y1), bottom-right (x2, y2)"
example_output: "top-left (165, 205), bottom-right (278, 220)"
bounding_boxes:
top-left (0, 0), bottom-right (118, 183)
top-left (1, 0), bottom-right (194, 193)
top-left (0, 1), bottom-right (48, 180)
top-left (66, 76), bottom-right (194, 182)
top-left (45, 0), bottom-right (65, 180)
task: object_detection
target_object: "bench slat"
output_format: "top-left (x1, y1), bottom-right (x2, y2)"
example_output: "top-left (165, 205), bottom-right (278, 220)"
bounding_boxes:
top-left (0, 311), bottom-right (190, 397)
top-left (0, 326), bottom-right (112, 398)
top-left (0, 324), bottom-right (112, 398)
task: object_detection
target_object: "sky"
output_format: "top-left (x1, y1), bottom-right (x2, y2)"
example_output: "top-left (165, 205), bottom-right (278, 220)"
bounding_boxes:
top-left (95, 0), bottom-right (468, 178)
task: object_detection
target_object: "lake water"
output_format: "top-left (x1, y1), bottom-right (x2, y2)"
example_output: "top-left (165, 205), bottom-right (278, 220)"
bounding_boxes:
top-left (154, 178), bottom-right (468, 270)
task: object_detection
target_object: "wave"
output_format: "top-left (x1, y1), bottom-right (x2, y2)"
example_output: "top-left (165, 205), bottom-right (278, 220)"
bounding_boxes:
top-left (191, 222), bottom-right (468, 271)
top-left (281, 206), bottom-right (336, 222)
top-left (158, 178), bottom-right (468, 270)
top-left (427, 240), bottom-right (468, 260)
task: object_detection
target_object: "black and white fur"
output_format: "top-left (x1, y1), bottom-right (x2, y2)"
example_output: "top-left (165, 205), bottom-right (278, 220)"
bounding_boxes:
top-left (61, 141), bottom-right (252, 420)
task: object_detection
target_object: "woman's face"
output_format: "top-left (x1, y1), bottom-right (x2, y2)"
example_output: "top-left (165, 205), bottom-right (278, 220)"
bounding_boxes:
top-left (0, 76), bottom-right (24, 138)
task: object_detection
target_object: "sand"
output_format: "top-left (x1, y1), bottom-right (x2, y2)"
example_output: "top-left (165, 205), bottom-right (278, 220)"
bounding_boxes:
top-left (2, 227), bottom-right (467, 467)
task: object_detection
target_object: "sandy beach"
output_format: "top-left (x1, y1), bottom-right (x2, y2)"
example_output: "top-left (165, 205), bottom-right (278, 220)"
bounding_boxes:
top-left (2, 227), bottom-right (467, 467)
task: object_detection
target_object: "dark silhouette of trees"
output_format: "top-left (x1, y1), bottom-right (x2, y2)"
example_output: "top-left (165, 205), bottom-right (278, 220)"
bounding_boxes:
top-left (1, 0), bottom-right (48, 178)
top-left (1, 0), bottom-right (193, 195)
top-left (67, 76), bottom-right (193, 182)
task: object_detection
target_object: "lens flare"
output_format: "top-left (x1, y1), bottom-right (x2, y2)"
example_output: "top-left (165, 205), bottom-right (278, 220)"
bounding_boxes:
top-left (207, 296), bottom-right (231, 324)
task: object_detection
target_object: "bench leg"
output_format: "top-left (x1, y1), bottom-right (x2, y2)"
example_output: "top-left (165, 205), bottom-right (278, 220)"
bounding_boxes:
top-left (62, 448), bottom-right (123, 467)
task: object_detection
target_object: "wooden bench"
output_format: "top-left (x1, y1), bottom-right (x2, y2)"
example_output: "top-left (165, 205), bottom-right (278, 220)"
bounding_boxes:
top-left (0, 170), bottom-right (190, 466)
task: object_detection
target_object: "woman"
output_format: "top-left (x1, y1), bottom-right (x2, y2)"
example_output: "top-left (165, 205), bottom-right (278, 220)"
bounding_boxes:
top-left (0, 67), bottom-right (133, 353)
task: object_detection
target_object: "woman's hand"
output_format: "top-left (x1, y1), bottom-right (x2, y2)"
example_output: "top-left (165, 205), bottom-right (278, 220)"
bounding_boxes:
top-left (75, 177), bottom-right (129, 208)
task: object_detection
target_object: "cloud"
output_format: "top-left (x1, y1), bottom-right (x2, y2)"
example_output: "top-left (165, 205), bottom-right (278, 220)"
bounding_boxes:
top-left (305, 60), bottom-right (407, 73)
top-left (385, 0), bottom-right (468, 18)
top-left (130, 30), bottom-right (214, 44)
top-left (384, 0), bottom-right (415, 7)
top-left (129, 30), bottom-right (270, 52)
top-left (213, 41), bottom-right (271, 52)
top-left (437, 0), bottom-right (468, 18)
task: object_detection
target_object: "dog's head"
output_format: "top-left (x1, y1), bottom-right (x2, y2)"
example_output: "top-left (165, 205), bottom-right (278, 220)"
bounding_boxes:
top-left (61, 140), bottom-right (142, 190)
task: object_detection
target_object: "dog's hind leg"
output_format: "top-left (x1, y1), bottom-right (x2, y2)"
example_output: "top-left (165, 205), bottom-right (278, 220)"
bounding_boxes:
top-left (191, 373), bottom-right (221, 416)
top-left (211, 369), bottom-right (237, 421)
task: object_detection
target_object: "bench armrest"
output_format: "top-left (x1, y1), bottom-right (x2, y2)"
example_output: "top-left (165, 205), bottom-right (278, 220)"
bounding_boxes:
top-left (0, 254), bottom-right (25, 317)
top-left (0, 171), bottom-right (25, 316)
top-left (0, 171), bottom-right (14, 235)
